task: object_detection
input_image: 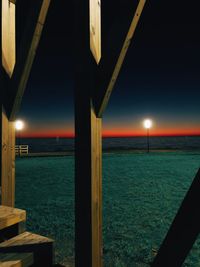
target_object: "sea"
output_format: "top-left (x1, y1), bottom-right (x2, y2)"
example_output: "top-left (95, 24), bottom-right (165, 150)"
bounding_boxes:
top-left (16, 136), bottom-right (200, 153)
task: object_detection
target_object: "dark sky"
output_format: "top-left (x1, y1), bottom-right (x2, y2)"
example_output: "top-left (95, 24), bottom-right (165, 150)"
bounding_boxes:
top-left (18, 0), bottom-right (200, 137)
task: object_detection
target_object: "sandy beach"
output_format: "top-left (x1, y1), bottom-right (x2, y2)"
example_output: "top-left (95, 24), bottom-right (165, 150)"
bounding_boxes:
top-left (16, 151), bottom-right (200, 266)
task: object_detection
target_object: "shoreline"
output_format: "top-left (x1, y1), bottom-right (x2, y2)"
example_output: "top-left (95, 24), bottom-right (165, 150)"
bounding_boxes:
top-left (16, 149), bottom-right (200, 158)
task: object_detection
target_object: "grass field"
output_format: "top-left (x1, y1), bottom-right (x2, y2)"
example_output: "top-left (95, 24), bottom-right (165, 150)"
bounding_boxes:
top-left (16, 151), bottom-right (200, 266)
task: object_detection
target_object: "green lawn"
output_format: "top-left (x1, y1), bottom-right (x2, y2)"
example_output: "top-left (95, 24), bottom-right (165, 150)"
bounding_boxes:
top-left (16, 152), bottom-right (200, 266)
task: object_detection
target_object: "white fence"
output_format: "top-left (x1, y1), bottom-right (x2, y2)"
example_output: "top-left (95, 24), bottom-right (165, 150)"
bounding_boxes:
top-left (15, 145), bottom-right (29, 156)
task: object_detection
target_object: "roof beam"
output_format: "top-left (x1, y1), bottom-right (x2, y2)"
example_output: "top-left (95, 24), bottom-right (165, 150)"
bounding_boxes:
top-left (93, 0), bottom-right (146, 118)
top-left (9, 0), bottom-right (51, 120)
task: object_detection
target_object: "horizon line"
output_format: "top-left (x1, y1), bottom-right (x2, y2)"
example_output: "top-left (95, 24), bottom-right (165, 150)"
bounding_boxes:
top-left (16, 134), bottom-right (200, 138)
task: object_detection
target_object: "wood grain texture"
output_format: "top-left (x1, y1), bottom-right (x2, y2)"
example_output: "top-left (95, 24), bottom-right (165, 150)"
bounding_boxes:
top-left (90, 0), bottom-right (101, 64)
top-left (0, 232), bottom-right (54, 267)
top-left (91, 107), bottom-right (102, 267)
top-left (2, 0), bottom-right (16, 77)
top-left (0, 205), bottom-right (26, 231)
top-left (0, 232), bottom-right (53, 247)
top-left (1, 107), bottom-right (15, 207)
top-left (0, 252), bottom-right (33, 267)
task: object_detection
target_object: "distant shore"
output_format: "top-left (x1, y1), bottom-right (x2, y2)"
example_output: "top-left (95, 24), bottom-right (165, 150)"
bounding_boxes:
top-left (16, 148), bottom-right (200, 158)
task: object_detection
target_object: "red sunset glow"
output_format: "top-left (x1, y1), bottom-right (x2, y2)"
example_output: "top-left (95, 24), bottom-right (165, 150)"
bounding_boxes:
top-left (17, 127), bottom-right (200, 138)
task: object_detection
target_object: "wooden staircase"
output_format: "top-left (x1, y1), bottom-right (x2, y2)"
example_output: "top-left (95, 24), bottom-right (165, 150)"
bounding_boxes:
top-left (0, 253), bottom-right (33, 267)
top-left (0, 206), bottom-right (54, 267)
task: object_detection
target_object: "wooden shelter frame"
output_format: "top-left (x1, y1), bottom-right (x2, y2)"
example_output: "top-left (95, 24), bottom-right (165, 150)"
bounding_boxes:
top-left (1, 1), bottom-right (200, 267)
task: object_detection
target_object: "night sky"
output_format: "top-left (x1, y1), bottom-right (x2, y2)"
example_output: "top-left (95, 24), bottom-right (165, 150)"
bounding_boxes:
top-left (18, 0), bottom-right (200, 138)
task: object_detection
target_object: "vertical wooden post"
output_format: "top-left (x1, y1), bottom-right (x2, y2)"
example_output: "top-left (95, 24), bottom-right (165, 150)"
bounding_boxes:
top-left (75, 94), bottom-right (102, 267)
top-left (1, 106), bottom-right (15, 207)
top-left (0, 0), bottom-right (15, 207)
top-left (91, 108), bottom-right (102, 267)
top-left (75, 1), bottom-right (102, 264)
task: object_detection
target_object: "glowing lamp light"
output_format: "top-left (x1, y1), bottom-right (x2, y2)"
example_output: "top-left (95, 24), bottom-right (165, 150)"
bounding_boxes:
top-left (15, 120), bottom-right (24, 131)
top-left (143, 119), bottom-right (153, 153)
top-left (143, 119), bottom-right (152, 129)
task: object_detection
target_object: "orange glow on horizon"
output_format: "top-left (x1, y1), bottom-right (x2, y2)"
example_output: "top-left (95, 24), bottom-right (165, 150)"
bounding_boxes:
top-left (18, 132), bottom-right (74, 138)
top-left (17, 128), bottom-right (200, 138)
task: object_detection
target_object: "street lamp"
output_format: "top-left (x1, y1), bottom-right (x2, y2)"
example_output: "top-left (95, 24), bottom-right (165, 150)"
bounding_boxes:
top-left (143, 119), bottom-right (152, 153)
top-left (15, 120), bottom-right (24, 146)
top-left (15, 120), bottom-right (24, 131)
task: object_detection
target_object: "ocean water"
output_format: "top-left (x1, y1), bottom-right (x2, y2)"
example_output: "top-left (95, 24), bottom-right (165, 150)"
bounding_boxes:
top-left (17, 136), bottom-right (200, 153)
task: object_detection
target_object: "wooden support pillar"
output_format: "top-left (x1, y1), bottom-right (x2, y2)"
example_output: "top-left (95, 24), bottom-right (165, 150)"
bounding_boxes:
top-left (75, 93), bottom-right (102, 267)
top-left (1, 107), bottom-right (15, 207)
top-left (75, 0), bottom-right (102, 266)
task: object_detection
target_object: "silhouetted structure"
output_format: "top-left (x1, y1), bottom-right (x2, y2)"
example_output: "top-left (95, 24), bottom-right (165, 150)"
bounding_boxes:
top-left (1, 1), bottom-right (200, 267)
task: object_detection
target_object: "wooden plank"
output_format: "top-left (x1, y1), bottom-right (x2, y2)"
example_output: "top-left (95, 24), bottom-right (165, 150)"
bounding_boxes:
top-left (91, 105), bottom-right (102, 267)
top-left (9, 0), bottom-right (51, 120)
top-left (94, 0), bottom-right (146, 117)
top-left (0, 232), bottom-right (54, 267)
top-left (1, 107), bottom-right (15, 207)
top-left (0, 232), bottom-right (53, 247)
top-left (2, 0), bottom-right (16, 77)
top-left (152, 169), bottom-right (200, 267)
top-left (0, 205), bottom-right (26, 231)
top-left (90, 0), bottom-right (101, 64)
top-left (0, 253), bottom-right (33, 267)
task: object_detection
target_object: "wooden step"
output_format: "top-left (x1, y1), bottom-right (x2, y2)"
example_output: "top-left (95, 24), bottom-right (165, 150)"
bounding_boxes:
top-left (0, 206), bottom-right (26, 242)
top-left (0, 206), bottom-right (26, 231)
top-left (0, 232), bottom-right (54, 267)
top-left (0, 252), bottom-right (33, 267)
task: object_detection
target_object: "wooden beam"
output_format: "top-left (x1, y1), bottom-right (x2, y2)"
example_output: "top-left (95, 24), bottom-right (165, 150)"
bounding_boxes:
top-left (2, 0), bottom-right (16, 77)
top-left (9, 0), bottom-right (51, 120)
top-left (94, 0), bottom-right (146, 117)
top-left (1, 107), bottom-right (15, 207)
top-left (75, 1), bottom-right (102, 266)
top-left (90, 0), bottom-right (101, 64)
top-left (0, 1), bottom-right (15, 208)
top-left (0, 0), bottom-right (11, 116)
top-left (0, 205), bottom-right (26, 230)
top-left (152, 169), bottom-right (200, 267)
top-left (91, 106), bottom-right (102, 267)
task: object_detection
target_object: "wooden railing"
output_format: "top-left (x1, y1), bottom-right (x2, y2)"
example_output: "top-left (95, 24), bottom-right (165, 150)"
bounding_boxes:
top-left (15, 145), bottom-right (29, 156)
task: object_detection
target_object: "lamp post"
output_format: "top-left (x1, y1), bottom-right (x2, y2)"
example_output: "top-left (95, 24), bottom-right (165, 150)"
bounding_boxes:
top-left (15, 120), bottom-right (24, 146)
top-left (143, 119), bottom-right (152, 153)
